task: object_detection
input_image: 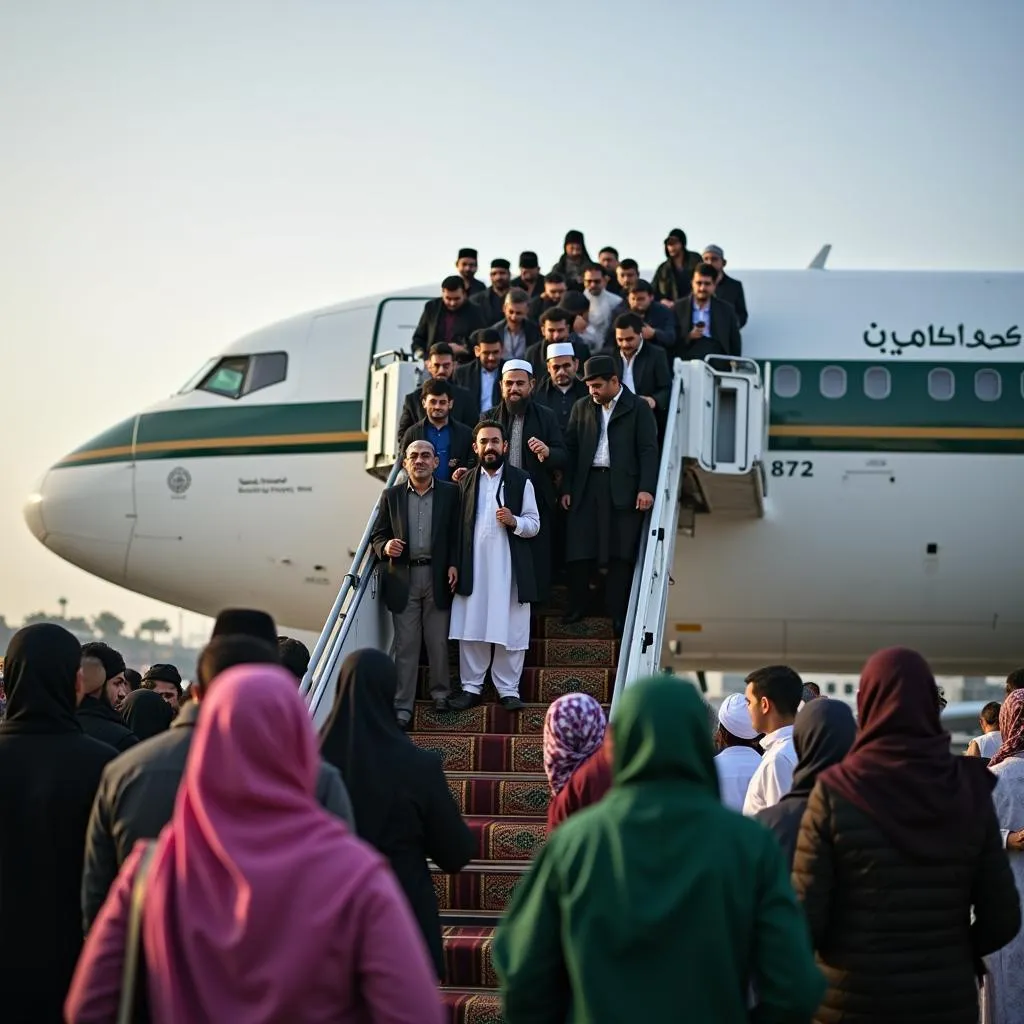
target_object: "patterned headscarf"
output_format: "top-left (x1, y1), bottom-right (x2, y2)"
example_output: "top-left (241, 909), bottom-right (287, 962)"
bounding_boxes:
top-left (988, 689), bottom-right (1024, 768)
top-left (543, 693), bottom-right (607, 796)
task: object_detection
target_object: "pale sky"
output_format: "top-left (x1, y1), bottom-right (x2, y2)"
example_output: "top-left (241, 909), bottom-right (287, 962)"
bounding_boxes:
top-left (2, 0), bottom-right (1022, 635)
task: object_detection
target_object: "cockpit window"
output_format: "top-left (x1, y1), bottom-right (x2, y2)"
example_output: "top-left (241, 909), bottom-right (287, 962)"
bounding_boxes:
top-left (194, 352), bottom-right (289, 400)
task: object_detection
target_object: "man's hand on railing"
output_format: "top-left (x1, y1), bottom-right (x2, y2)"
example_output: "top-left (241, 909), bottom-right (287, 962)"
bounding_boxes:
top-left (383, 539), bottom-right (405, 558)
top-left (636, 491), bottom-right (654, 511)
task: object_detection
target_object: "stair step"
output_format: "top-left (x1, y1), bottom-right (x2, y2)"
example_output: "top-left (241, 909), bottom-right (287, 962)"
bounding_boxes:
top-left (526, 638), bottom-right (619, 667)
top-left (443, 925), bottom-right (499, 989)
top-left (532, 615), bottom-right (616, 640)
top-left (412, 701), bottom-right (610, 736)
top-left (445, 772), bottom-right (550, 817)
top-left (465, 815), bottom-right (546, 862)
top-left (410, 732), bottom-right (544, 774)
top-left (432, 862), bottom-right (528, 913)
top-left (441, 987), bottom-right (504, 1024)
top-left (418, 667), bottom-right (614, 704)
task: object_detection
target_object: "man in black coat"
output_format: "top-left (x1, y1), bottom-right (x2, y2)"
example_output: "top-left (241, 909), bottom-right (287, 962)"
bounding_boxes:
top-left (470, 257), bottom-right (513, 323)
top-left (673, 262), bottom-right (743, 362)
top-left (77, 642), bottom-right (137, 752)
top-left (526, 307), bottom-right (591, 369)
top-left (370, 440), bottom-right (461, 725)
top-left (602, 280), bottom-right (677, 350)
top-left (396, 342), bottom-right (477, 439)
top-left (608, 312), bottom-right (672, 418)
top-left (534, 341), bottom-right (589, 434)
top-left (526, 272), bottom-right (568, 321)
top-left (455, 246), bottom-right (486, 296)
top-left (701, 244), bottom-right (749, 328)
top-left (0, 624), bottom-right (117, 1024)
top-left (489, 288), bottom-right (541, 360)
top-left (562, 354), bottom-right (659, 633)
top-left (399, 379), bottom-right (474, 482)
top-left (511, 250), bottom-right (545, 299)
top-left (454, 328), bottom-right (504, 418)
top-left (448, 422), bottom-right (541, 712)
top-left (411, 275), bottom-right (488, 362)
top-left (479, 359), bottom-right (566, 603)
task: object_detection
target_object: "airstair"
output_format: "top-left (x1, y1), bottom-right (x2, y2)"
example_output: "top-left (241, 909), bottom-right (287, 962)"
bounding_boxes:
top-left (301, 350), bottom-right (769, 1022)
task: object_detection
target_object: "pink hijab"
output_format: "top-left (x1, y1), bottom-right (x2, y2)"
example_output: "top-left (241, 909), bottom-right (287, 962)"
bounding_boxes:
top-left (142, 665), bottom-right (377, 1022)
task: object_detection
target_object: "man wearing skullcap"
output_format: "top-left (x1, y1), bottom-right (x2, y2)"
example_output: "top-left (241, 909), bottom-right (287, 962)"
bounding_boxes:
top-left (455, 247), bottom-right (486, 296)
top-left (411, 277), bottom-right (488, 363)
top-left (511, 251), bottom-right (545, 300)
top-left (713, 693), bottom-right (763, 812)
top-left (478, 359), bottom-right (566, 603)
top-left (701, 244), bottom-right (749, 328)
top-left (470, 258), bottom-right (513, 323)
top-left (535, 342), bottom-right (588, 434)
top-left (449, 420), bottom-right (540, 712)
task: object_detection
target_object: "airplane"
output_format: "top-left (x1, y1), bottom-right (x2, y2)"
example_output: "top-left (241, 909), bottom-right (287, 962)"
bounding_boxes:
top-left (23, 259), bottom-right (1024, 675)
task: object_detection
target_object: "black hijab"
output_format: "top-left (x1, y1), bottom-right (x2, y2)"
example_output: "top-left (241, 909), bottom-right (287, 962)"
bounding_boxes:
top-left (756, 698), bottom-right (856, 867)
top-left (819, 647), bottom-right (996, 861)
top-left (319, 649), bottom-right (407, 846)
top-left (120, 688), bottom-right (174, 740)
top-left (1, 624), bottom-right (82, 735)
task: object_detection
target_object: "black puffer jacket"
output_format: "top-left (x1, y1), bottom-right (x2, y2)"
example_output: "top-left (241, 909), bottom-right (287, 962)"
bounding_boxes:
top-left (792, 781), bottom-right (1020, 1024)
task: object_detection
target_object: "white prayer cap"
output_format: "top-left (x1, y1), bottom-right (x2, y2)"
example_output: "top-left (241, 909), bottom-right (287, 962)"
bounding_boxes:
top-left (718, 693), bottom-right (757, 740)
top-left (546, 342), bottom-right (576, 360)
top-left (502, 359), bottom-right (533, 377)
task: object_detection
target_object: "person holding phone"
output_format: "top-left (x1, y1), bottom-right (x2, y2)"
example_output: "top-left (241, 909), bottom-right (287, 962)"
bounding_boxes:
top-left (672, 262), bottom-right (743, 361)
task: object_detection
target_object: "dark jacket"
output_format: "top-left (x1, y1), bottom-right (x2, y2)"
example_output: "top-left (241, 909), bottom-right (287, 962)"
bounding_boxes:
top-left (672, 295), bottom-right (743, 361)
top-left (397, 380), bottom-right (477, 439)
top-left (454, 359), bottom-right (504, 416)
top-left (77, 694), bottom-right (138, 753)
top-left (369, 478), bottom-right (461, 614)
top-left (715, 273), bottom-right (748, 328)
top-left (456, 464), bottom-right (539, 604)
top-left (534, 377), bottom-right (590, 435)
top-left (478, 400), bottom-right (567, 511)
top-left (652, 251), bottom-right (701, 302)
top-left (792, 782), bottom-right (1021, 1024)
top-left (511, 273), bottom-right (545, 299)
top-left (602, 301), bottom-right (676, 350)
top-left (563, 387), bottom-right (659, 509)
top-left (399, 418), bottom-right (474, 479)
top-left (527, 294), bottom-right (558, 322)
top-left (470, 287), bottom-right (508, 324)
top-left (489, 315), bottom-right (541, 361)
top-left (81, 701), bottom-right (355, 930)
top-left (411, 299), bottom-right (487, 360)
top-left (609, 344), bottom-right (672, 413)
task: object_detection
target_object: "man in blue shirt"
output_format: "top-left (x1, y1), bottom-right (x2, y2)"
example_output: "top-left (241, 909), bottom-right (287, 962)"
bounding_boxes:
top-left (399, 378), bottom-right (473, 482)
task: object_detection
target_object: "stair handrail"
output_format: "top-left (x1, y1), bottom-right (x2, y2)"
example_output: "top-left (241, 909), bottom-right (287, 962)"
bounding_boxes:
top-left (300, 458), bottom-right (403, 706)
top-left (610, 358), bottom-right (687, 716)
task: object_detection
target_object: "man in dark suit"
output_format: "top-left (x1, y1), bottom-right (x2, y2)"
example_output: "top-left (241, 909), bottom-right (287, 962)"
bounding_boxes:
top-left (397, 343), bottom-right (477, 439)
top-left (480, 359), bottom-right (566, 604)
top-left (370, 439), bottom-right (461, 726)
top-left (701, 244), bottom-right (748, 328)
top-left (511, 250), bottom-right (545, 299)
top-left (411, 276), bottom-right (488, 362)
top-left (608, 313), bottom-right (672, 430)
top-left (526, 272), bottom-right (568, 321)
top-left (534, 341), bottom-right (589, 434)
top-left (672, 262), bottom-right (743, 362)
top-left (470, 258), bottom-right (512, 323)
top-left (454, 329), bottom-right (504, 418)
top-left (526, 307), bottom-right (590, 369)
top-left (602, 280), bottom-right (676, 350)
top-left (490, 288), bottom-right (540, 360)
top-left (455, 247), bottom-right (486, 296)
top-left (561, 354), bottom-right (659, 633)
top-left (399, 378), bottom-right (474, 482)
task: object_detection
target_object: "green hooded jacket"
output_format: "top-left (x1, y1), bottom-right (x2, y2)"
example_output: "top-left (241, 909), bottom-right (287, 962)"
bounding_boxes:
top-left (492, 676), bottom-right (825, 1023)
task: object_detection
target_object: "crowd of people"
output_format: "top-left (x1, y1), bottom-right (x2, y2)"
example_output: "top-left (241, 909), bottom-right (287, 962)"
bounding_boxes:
top-left (0, 601), bottom-right (1022, 1021)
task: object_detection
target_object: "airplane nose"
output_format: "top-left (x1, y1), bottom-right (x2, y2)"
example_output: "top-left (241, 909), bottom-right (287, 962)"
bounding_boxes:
top-left (24, 426), bottom-right (137, 585)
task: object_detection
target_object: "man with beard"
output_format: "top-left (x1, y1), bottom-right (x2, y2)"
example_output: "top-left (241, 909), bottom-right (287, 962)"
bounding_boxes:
top-left (400, 378), bottom-right (474, 482)
top-left (471, 258), bottom-right (513, 323)
top-left (397, 342), bottom-right (477, 439)
top-left (455, 246), bottom-right (486, 296)
top-left (603, 280), bottom-right (676, 350)
top-left (701, 244), bottom-right (749, 328)
top-left (448, 422), bottom-right (540, 712)
top-left (608, 313), bottom-right (672, 432)
top-left (527, 272), bottom-right (567, 322)
top-left (455, 328), bottom-right (505, 417)
top-left (480, 360), bottom-right (566, 604)
top-left (673, 262), bottom-right (743, 361)
top-left (535, 342), bottom-right (588, 434)
top-left (548, 229), bottom-right (592, 291)
top-left (77, 642), bottom-right (137, 752)
top-left (597, 246), bottom-right (622, 296)
top-left (582, 264), bottom-right (624, 342)
top-left (526, 307), bottom-right (590, 368)
top-left (654, 228), bottom-right (701, 305)
top-left (490, 288), bottom-right (540, 361)
top-left (411, 276), bottom-right (488, 362)
top-left (511, 250), bottom-right (545, 299)
top-left (561, 355), bottom-right (659, 634)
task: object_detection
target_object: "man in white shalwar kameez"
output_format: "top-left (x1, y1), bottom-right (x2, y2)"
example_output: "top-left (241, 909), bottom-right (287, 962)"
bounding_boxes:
top-left (448, 417), bottom-right (540, 712)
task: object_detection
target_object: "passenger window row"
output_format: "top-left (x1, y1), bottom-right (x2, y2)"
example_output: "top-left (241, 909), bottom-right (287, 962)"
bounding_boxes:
top-left (772, 365), bottom-right (1013, 402)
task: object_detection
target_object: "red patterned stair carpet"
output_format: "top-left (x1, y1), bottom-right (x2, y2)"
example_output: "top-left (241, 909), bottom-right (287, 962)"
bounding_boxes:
top-left (408, 591), bottom-right (617, 1024)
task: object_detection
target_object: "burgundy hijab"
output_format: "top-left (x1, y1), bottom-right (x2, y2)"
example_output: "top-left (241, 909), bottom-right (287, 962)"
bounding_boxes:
top-left (819, 647), bottom-right (995, 861)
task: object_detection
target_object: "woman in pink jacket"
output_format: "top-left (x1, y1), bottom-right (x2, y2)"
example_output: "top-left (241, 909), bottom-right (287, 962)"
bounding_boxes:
top-left (66, 663), bottom-right (443, 1024)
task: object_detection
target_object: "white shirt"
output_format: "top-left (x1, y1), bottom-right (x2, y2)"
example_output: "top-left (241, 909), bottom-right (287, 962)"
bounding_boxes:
top-left (620, 342), bottom-right (643, 395)
top-left (742, 725), bottom-right (797, 816)
top-left (480, 367), bottom-right (499, 415)
top-left (587, 288), bottom-right (623, 340)
top-left (502, 324), bottom-right (526, 360)
top-left (592, 387), bottom-right (623, 468)
top-left (715, 746), bottom-right (762, 812)
top-left (972, 731), bottom-right (1002, 758)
